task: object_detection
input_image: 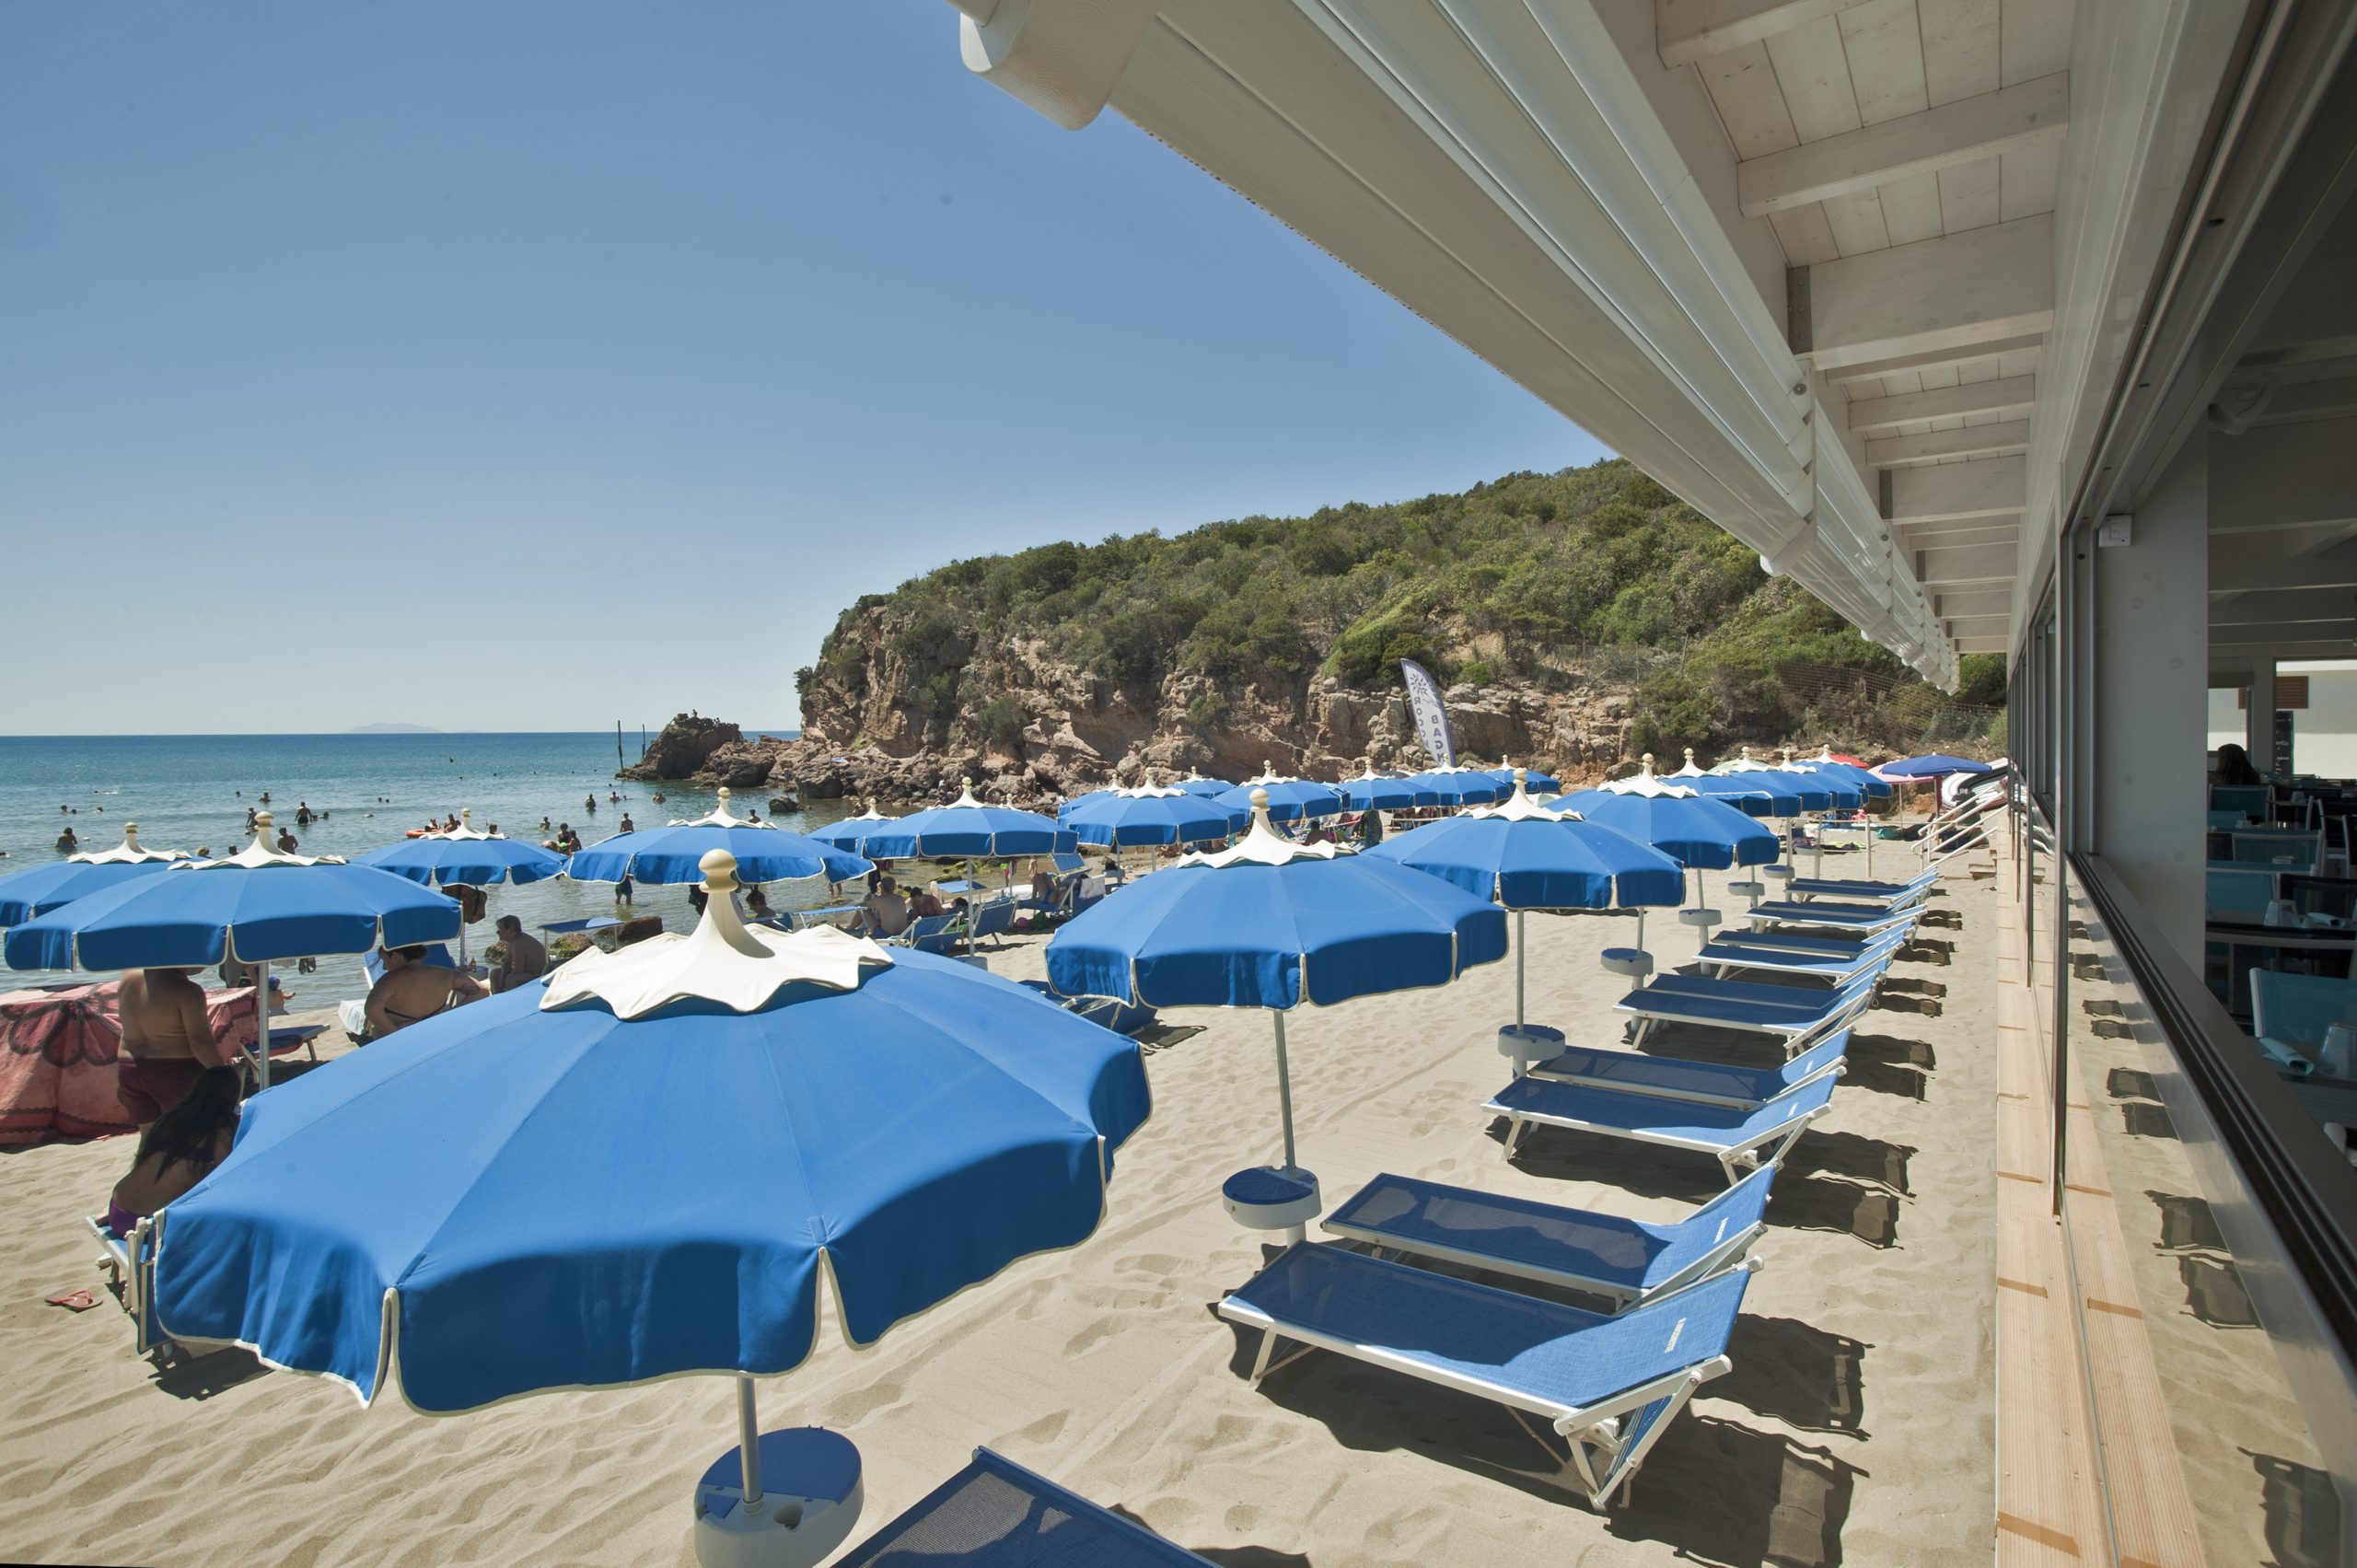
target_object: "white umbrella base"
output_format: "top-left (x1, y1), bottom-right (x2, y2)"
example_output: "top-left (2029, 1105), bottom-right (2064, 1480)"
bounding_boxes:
top-left (692, 1429), bottom-right (862, 1568)
top-left (1498, 1023), bottom-right (1568, 1076)
top-left (1224, 1165), bottom-right (1320, 1242)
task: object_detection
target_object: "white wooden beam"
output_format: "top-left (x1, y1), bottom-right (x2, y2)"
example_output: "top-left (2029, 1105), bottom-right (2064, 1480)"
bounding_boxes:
top-left (1935, 589), bottom-right (2014, 619)
top-left (1917, 541), bottom-right (2016, 586)
top-left (1943, 612), bottom-right (2011, 628)
top-left (1739, 75), bottom-right (2069, 217)
top-left (1849, 375), bottom-right (2037, 436)
top-left (1866, 419), bottom-right (2032, 469)
top-left (1899, 517), bottom-right (2021, 551)
top-left (1955, 635), bottom-right (2010, 653)
top-left (1655, 0), bottom-right (1874, 67)
top-left (1824, 334), bottom-right (2045, 388)
top-left (1887, 455), bottom-right (2026, 523)
top-left (1805, 215), bottom-right (2056, 370)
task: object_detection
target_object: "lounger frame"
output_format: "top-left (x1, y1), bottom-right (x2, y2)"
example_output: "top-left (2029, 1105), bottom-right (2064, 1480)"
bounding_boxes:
top-left (1322, 1170), bottom-right (1774, 1309)
top-left (1219, 1251), bottom-right (1748, 1504)
top-left (1535, 1033), bottom-right (1849, 1109)
top-left (1487, 1080), bottom-right (1838, 1183)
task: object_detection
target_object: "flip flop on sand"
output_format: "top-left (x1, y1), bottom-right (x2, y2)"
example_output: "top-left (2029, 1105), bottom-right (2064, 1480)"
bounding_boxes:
top-left (46, 1288), bottom-right (99, 1312)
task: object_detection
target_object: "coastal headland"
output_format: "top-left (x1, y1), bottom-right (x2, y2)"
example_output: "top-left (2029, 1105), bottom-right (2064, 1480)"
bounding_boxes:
top-left (622, 459), bottom-right (2004, 809)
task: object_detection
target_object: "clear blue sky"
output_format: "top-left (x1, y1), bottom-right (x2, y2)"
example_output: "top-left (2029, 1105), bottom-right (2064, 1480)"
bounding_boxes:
top-left (1, 3), bottom-right (1606, 736)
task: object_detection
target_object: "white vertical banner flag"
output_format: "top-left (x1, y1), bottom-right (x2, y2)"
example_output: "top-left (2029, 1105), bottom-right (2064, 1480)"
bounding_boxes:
top-left (1399, 658), bottom-right (1456, 768)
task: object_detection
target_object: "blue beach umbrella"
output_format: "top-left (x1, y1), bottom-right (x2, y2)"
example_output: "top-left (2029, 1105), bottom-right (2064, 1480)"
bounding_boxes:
top-left (4, 814), bottom-right (459, 1087)
top-left (1487, 763), bottom-right (1563, 794)
top-left (150, 850), bottom-right (1148, 1558)
top-left (0, 824), bottom-right (188, 927)
top-left (805, 802), bottom-right (897, 859)
top-left (352, 811), bottom-right (565, 888)
top-left (1214, 765), bottom-right (1346, 824)
top-left (1047, 791), bottom-right (1504, 1223)
top-left (1336, 766), bottom-right (1423, 812)
top-left (1798, 747), bottom-right (1896, 799)
top-left (567, 787), bottom-right (872, 886)
top-left (1059, 784), bottom-right (1243, 848)
top-left (1667, 749), bottom-right (1806, 819)
top-left (1172, 770), bottom-right (1235, 798)
top-left (1562, 757), bottom-right (1780, 950)
top-left (1399, 764), bottom-right (1512, 807)
top-left (1367, 772), bottom-right (1681, 1033)
top-left (859, 782), bottom-right (1075, 859)
top-left (1884, 753), bottom-right (1993, 778)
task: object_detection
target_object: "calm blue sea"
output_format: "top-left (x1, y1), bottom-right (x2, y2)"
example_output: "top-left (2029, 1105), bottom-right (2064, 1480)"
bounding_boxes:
top-left (0, 731), bottom-right (841, 1005)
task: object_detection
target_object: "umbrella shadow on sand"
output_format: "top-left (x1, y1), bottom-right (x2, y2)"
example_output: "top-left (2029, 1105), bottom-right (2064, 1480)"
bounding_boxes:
top-left (152, 1344), bottom-right (269, 1401)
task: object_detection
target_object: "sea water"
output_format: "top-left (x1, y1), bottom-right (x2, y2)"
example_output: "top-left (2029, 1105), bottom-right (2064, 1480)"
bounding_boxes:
top-left (0, 731), bottom-right (858, 1005)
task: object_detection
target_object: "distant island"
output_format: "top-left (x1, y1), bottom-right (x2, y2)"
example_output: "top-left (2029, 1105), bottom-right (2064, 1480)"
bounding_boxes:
top-left (346, 723), bottom-right (442, 735)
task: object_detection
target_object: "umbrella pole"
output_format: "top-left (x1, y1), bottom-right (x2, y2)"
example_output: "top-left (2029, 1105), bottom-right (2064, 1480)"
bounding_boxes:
top-left (254, 958), bottom-right (272, 1091)
top-left (1271, 1013), bottom-right (1297, 1172)
top-left (736, 1374), bottom-right (764, 1506)
top-left (1515, 910), bottom-right (1527, 1031)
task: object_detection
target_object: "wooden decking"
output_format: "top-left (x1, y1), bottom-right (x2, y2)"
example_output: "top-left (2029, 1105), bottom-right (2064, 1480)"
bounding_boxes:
top-left (1991, 849), bottom-right (2207, 1566)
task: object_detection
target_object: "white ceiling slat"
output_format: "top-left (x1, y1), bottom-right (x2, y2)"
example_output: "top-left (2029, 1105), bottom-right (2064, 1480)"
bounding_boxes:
top-left (1887, 454), bottom-right (2027, 520)
top-left (1917, 0), bottom-right (2001, 109)
top-left (1998, 0), bottom-right (2076, 87)
top-left (1769, 204), bottom-right (1844, 263)
top-left (1764, 15), bottom-right (1864, 143)
top-left (1837, 0), bottom-right (1929, 124)
top-left (1736, 73), bottom-right (2068, 215)
top-left (1918, 364), bottom-right (1963, 389)
top-left (1867, 419), bottom-right (2032, 467)
top-left (1807, 213), bottom-right (2055, 367)
top-left (1849, 372), bottom-right (2037, 432)
top-left (1824, 331), bottom-right (2047, 384)
top-left (1998, 136), bottom-right (2063, 221)
top-left (1995, 346), bottom-right (2042, 378)
top-left (1936, 155), bottom-right (2002, 233)
top-left (1877, 172), bottom-right (1946, 244)
top-left (1822, 188), bottom-right (1895, 255)
top-left (1698, 40), bottom-right (1802, 158)
top-left (1655, 0), bottom-right (1882, 68)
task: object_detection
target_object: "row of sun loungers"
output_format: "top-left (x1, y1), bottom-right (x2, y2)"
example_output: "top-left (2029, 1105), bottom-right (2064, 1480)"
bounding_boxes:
top-left (1208, 858), bottom-right (1939, 1511)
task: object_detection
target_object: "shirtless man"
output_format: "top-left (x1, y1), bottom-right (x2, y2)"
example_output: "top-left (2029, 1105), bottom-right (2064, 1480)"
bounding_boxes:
top-left (364, 947), bottom-right (487, 1040)
top-left (488, 916), bottom-right (547, 994)
top-left (116, 969), bottom-right (234, 1131)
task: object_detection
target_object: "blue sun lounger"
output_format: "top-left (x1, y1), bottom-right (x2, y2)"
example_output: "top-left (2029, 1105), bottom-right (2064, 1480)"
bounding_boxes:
top-left (1485, 1072), bottom-right (1839, 1182)
top-left (1698, 931), bottom-right (1905, 985)
top-left (1218, 1245), bottom-right (1751, 1506)
top-left (1323, 1164), bottom-right (1777, 1310)
top-left (834, 1446), bottom-right (1213, 1565)
top-left (1746, 900), bottom-right (1920, 936)
top-left (1616, 972), bottom-right (1878, 1052)
top-left (1535, 1029), bottom-right (1849, 1109)
top-left (1699, 928), bottom-right (1897, 960)
top-left (1783, 873), bottom-right (1934, 905)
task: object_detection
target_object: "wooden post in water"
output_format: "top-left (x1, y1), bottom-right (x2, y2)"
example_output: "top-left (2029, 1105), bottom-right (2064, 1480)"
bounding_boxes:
top-left (615, 722), bottom-right (624, 770)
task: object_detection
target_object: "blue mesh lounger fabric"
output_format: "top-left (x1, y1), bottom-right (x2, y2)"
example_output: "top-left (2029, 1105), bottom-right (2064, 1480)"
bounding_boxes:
top-left (1536, 1031), bottom-right (1850, 1109)
top-left (834, 1447), bottom-right (1213, 1566)
top-left (1324, 1166), bottom-right (1776, 1304)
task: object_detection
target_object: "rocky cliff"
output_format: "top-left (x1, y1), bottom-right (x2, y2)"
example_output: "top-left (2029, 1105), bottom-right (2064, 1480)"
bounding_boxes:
top-left (621, 459), bottom-right (2003, 807)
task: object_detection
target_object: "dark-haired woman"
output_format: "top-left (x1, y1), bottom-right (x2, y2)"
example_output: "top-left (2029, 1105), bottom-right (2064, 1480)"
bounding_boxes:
top-left (2215, 742), bottom-right (2265, 787)
top-left (107, 1067), bottom-right (241, 1237)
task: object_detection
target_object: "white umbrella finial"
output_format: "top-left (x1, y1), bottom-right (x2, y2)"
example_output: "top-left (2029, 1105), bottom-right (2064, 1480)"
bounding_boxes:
top-left (1642, 753), bottom-right (1656, 774)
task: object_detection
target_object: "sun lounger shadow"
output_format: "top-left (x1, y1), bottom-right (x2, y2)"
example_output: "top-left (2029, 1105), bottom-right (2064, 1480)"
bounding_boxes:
top-left (1869, 992), bottom-right (1942, 1017)
top-left (1604, 1415), bottom-right (1862, 1567)
top-left (1712, 1317), bottom-right (1870, 1435)
top-left (153, 1344), bottom-right (269, 1401)
top-left (1100, 1508), bottom-right (1312, 1568)
top-left (1835, 1055), bottom-right (1928, 1100)
top-left (2147, 1190), bottom-right (2225, 1253)
top-left (1764, 1178), bottom-right (1901, 1249)
top-left (1875, 977), bottom-right (1945, 999)
top-left (1777, 1130), bottom-right (1914, 1195)
top-left (2179, 1254), bottom-right (2258, 1328)
top-left (2246, 1447), bottom-right (2343, 1568)
top-left (1914, 908), bottom-right (1964, 930)
top-left (2107, 1066), bottom-right (2159, 1101)
top-left (1845, 1032), bottom-right (1935, 1072)
top-left (2120, 1102), bottom-right (2178, 1140)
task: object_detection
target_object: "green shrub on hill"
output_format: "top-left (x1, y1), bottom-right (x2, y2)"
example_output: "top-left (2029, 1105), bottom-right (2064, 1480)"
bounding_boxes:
top-left (807, 458), bottom-right (1993, 755)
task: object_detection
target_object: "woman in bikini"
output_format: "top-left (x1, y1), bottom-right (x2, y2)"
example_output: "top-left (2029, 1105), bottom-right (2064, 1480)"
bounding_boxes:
top-left (108, 1067), bottom-right (241, 1237)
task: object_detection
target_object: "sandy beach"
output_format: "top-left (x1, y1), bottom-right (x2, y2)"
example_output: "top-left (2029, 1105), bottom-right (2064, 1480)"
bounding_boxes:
top-left (0, 865), bottom-right (1998, 1567)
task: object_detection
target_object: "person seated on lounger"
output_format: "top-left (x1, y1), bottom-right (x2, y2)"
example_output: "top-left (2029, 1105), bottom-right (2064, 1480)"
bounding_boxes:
top-left (1028, 865), bottom-right (1057, 903)
top-left (117, 968), bottom-right (235, 1132)
top-left (364, 947), bottom-right (486, 1039)
top-left (744, 885), bottom-right (772, 920)
top-left (862, 877), bottom-right (913, 938)
top-left (906, 886), bottom-right (945, 920)
top-left (106, 1065), bottom-right (242, 1238)
top-left (488, 915), bottom-right (547, 994)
